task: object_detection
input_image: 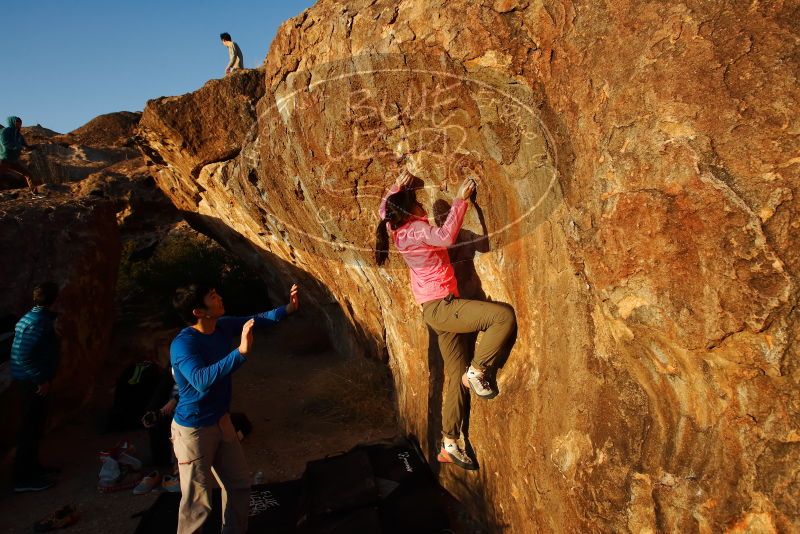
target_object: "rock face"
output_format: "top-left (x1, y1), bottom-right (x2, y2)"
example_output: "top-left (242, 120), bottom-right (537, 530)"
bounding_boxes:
top-left (0, 112), bottom-right (142, 188)
top-left (138, 1), bottom-right (799, 531)
top-left (0, 111), bottom-right (177, 452)
top-left (5, 112), bottom-right (178, 232)
top-left (0, 191), bottom-right (121, 440)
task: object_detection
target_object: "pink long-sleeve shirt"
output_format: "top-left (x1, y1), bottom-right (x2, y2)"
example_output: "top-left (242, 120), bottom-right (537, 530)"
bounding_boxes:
top-left (379, 184), bottom-right (469, 304)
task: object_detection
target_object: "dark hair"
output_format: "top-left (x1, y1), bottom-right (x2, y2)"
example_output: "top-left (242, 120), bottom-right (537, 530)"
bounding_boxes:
top-left (32, 282), bottom-right (59, 307)
top-left (220, 32), bottom-right (231, 42)
top-left (173, 282), bottom-right (214, 325)
top-left (374, 189), bottom-right (419, 266)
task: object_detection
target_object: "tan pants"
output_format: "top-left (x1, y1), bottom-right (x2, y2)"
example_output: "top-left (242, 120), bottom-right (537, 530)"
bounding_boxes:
top-left (422, 296), bottom-right (516, 439)
top-left (172, 414), bottom-right (251, 533)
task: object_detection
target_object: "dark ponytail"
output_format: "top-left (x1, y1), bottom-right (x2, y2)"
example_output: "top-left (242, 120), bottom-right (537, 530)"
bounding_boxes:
top-left (375, 217), bottom-right (391, 266)
top-left (374, 189), bottom-right (419, 266)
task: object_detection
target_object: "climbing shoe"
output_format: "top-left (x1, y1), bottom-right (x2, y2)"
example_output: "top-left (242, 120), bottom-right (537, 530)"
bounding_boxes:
top-left (133, 470), bottom-right (161, 495)
top-left (461, 366), bottom-right (497, 399)
top-left (33, 504), bottom-right (79, 532)
top-left (14, 475), bottom-right (56, 493)
top-left (161, 474), bottom-right (181, 493)
top-left (437, 442), bottom-right (478, 470)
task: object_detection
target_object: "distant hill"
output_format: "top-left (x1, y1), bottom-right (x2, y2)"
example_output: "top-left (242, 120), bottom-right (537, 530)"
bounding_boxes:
top-left (58, 111), bottom-right (141, 147)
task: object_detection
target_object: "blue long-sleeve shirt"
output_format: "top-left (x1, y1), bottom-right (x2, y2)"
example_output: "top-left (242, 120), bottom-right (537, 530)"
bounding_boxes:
top-left (170, 306), bottom-right (287, 428)
top-left (10, 306), bottom-right (60, 383)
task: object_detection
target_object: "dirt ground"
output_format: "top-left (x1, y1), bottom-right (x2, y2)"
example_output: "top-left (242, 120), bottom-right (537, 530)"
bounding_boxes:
top-left (0, 316), bottom-right (399, 533)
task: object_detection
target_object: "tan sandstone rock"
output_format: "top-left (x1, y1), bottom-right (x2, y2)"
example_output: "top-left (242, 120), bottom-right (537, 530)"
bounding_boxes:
top-left (138, 1), bottom-right (799, 531)
top-left (13, 112), bottom-right (143, 186)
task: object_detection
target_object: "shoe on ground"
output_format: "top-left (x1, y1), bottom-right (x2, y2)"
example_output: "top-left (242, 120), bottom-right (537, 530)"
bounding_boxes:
top-left (461, 366), bottom-right (497, 399)
top-left (98, 457), bottom-right (121, 483)
top-left (161, 474), bottom-right (181, 493)
top-left (98, 440), bottom-right (135, 461)
top-left (117, 452), bottom-right (142, 471)
top-left (98, 461), bottom-right (140, 493)
top-left (437, 442), bottom-right (478, 470)
top-left (99, 442), bottom-right (142, 472)
top-left (14, 476), bottom-right (56, 493)
top-left (97, 470), bottom-right (139, 493)
top-left (133, 471), bottom-right (161, 495)
top-left (33, 504), bottom-right (79, 532)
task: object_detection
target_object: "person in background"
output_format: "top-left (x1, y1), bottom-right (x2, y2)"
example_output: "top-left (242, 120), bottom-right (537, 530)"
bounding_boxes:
top-left (170, 282), bottom-right (299, 533)
top-left (220, 33), bottom-right (243, 76)
top-left (136, 363), bottom-right (181, 494)
top-left (10, 282), bottom-right (61, 492)
top-left (0, 116), bottom-right (37, 192)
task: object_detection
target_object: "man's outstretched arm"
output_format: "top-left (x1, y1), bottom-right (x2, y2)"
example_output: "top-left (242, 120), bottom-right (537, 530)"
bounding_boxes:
top-left (218, 284), bottom-right (300, 332)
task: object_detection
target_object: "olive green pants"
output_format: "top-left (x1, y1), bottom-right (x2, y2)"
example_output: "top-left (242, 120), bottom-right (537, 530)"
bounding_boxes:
top-left (422, 296), bottom-right (516, 439)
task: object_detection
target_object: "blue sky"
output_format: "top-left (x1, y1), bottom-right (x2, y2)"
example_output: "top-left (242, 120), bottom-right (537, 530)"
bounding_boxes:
top-left (1, 0), bottom-right (316, 133)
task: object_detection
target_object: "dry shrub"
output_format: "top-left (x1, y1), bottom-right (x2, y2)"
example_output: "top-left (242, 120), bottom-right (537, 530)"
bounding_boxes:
top-left (117, 225), bottom-right (270, 325)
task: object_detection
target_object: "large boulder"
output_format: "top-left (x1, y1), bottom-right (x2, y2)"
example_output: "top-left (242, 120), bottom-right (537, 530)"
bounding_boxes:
top-left (137, 0), bottom-right (799, 531)
top-left (0, 190), bottom-right (121, 445)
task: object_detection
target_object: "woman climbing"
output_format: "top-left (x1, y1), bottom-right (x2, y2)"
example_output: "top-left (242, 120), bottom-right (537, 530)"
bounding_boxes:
top-left (375, 169), bottom-right (516, 470)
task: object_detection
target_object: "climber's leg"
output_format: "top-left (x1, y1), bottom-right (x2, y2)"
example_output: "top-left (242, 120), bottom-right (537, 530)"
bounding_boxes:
top-left (423, 296), bottom-right (515, 399)
top-left (435, 329), bottom-right (470, 440)
top-left (423, 297), bottom-right (515, 370)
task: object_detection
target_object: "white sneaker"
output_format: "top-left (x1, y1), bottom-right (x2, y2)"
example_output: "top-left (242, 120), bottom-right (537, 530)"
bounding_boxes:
top-left (461, 366), bottom-right (496, 399)
top-left (437, 441), bottom-right (478, 470)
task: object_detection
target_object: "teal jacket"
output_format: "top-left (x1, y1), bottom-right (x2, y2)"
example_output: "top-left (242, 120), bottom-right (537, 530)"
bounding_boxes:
top-left (0, 116), bottom-right (26, 161)
top-left (10, 306), bottom-right (60, 384)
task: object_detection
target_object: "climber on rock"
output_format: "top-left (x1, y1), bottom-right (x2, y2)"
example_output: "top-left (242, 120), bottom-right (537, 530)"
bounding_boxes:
top-left (169, 281), bottom-right (299, 533)
top-left (220, 32), bottom-right (243, 76)
top-left (0, 116), bottom-right (37, 192)
top-left (375, 169), bottom-right (516, 470)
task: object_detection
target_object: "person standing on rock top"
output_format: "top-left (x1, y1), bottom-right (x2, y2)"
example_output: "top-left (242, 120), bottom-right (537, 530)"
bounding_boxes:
top-left (220, 32), bottom-right (243, 76)
top-left (375, 169), bottom-right (516, 470)
top-left (169, 281), bottom-right (299, 533)
top-left (0, 116), bottom-right (37, 192)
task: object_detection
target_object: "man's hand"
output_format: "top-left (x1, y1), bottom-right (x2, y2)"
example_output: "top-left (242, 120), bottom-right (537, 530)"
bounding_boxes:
top-left (160, 398), bottom-right (177, 417)
top-left (395, 169), bottom-right (414, 190)
top-left (459, 178), bottom-right (476, 201)
top-left (239, 318), bottom-right (255, 354)
top-left (35, 382), bottom-right (50, 396)
top-left (286, 284), bottom-right (300, 314)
